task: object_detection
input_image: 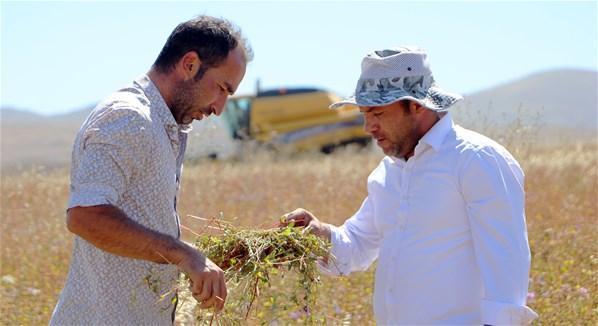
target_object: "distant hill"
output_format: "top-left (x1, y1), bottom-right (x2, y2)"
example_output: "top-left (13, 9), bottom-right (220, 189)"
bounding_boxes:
top-left (0, 107), bottom-right (44, 123)
top-left (1, 68), bottom-right (597, 172)
top-left (0, 105), bottom-right (234, 173)
top-left (452, 69), bottom-right (597, 131)
top-left (48, 105), bottom-right (96, 123)
top-left (1, 104), bottom-right (96, 123)
top-left (1, 108), bottom-right (83, 172)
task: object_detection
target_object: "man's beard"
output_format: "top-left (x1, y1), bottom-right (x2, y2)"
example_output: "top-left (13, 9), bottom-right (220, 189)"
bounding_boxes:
top-left (171, 79), bottom-right (201, 124)
top-left (386, 142), bottom-right (402, 157)
top-left (386, 121), bottom-right (418, 158)
top-left (385, 138), bottom-right (412, 158)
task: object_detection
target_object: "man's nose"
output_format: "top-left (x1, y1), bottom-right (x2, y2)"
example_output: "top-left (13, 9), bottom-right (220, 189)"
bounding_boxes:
top-left (363, 116), bottom-right (377, 135)
top-left (213, 99), bottom-right (226, 116)
top-left (213, 96), bottom-right (227, 116)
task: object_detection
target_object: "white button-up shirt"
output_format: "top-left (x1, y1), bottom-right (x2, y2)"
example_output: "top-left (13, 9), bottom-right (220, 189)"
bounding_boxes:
top-left (51, 75), bottom-right (190, 325)
top-left (324, 113), bottom-right (538, 325)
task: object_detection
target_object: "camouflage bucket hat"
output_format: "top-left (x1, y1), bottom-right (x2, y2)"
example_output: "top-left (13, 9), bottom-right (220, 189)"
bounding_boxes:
top-left (330, 46), bottom-right (463, 111)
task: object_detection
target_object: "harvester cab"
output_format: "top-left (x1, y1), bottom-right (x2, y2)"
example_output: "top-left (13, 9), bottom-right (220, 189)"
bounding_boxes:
top-left (221, 88), bottom-right (369, 153)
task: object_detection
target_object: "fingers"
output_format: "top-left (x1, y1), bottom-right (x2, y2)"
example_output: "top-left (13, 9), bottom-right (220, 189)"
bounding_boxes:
top-left (212, 281), bottom-right (225, 311)
top-left (189, 267), bottom-right (227, 311)
top-left (193, 279), bottom-right (224, 310)
top-left (279, 213), bottom-right (293, 227)
top-left (199, 297), bottom-right (216, 309)
top-left (219, 278), bottom-right (227, 309)
top-left (285, 216), bottom-right (307, 227)
top-left (202, 281), bottom-right (222, 310)
top-left (198, 276), bottom-right (212, 302)
top-left (193, 275), bottom-right (215, 309)
top-left (280, 209), bottom-right (310, 227)
top-left (190, 279), bottom-right (203, 300)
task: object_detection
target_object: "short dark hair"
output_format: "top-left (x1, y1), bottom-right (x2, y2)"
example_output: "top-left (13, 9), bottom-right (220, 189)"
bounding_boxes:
top-left (153, 15), bottom-right (252, 78)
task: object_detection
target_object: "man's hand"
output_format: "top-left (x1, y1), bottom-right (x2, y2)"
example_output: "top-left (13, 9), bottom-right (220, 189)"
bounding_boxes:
top-left (175, 245), bottom-right (227, 311)
top-left (67, 205), bottom-right (227, 311)
top-left (280, 208), bottom-right (332, 241)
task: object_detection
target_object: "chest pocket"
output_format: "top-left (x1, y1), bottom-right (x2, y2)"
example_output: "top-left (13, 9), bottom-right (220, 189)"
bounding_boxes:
top-left (405, 165), bottom-right (467, 234)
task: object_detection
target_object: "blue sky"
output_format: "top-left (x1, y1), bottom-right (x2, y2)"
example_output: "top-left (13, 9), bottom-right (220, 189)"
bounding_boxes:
top-left (1, 1), bottom-right (596, 115)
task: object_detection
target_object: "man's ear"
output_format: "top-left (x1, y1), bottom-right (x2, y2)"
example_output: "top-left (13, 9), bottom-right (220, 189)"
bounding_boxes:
top-left (177, 51), bottom-right (202, 80)
top-left (409, 101), bottom-right (424, 114)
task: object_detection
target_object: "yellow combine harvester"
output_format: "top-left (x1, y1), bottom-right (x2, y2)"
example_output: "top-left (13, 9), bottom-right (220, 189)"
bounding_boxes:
top-left (221, 88), bottom-right (369, 153)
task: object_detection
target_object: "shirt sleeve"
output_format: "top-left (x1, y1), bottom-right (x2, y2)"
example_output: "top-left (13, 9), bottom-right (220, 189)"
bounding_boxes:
top-left (320, 196), bottom-right (382, 276)
top-left (68, 108), bottom-right (151, 209)
top-left (460, 147), bottom-right (538, 325)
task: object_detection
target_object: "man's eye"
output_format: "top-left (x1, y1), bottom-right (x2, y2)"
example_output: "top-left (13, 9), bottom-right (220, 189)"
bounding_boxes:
top-left (373, 112), bottom-right (383, 117)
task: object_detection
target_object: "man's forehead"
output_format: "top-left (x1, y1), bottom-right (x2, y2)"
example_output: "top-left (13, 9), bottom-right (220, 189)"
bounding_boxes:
top-left (359, 106), bottom-right (385, 113)
top-left (220, 53), bottom-right (247, 94)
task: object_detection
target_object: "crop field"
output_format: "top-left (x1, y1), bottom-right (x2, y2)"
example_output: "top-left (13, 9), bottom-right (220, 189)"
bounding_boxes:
top-left (1, 140), bottom-right (596, 325)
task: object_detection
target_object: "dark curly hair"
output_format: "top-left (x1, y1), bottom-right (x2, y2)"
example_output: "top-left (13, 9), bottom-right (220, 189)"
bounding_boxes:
top-left (153, 15), bottom-right (253, 80)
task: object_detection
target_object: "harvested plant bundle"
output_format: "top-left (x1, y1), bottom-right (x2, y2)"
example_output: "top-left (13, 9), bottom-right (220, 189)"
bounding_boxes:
top-left (176, 216), bottom-right (331, 324)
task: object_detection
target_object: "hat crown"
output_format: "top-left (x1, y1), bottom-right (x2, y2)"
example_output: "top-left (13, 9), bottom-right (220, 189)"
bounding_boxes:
top-left (328, 45), bottom-right (463, 112)
top-left (360, 46), bottom-right (432, 79)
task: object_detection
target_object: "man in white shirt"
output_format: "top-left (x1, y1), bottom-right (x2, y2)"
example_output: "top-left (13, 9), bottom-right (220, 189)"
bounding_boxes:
top-left (282, 47), bottom-right (538, 325)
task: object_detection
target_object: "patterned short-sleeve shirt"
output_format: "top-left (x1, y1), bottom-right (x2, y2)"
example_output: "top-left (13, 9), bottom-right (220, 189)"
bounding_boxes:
top-left (51, 75), bottom-right (191, 325)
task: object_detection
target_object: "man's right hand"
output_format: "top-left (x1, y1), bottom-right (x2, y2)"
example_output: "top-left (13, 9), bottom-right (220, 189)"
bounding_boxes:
top-left (175, 245), bottom-right (227, 311)
top-left (66, 205), bottom-right (228, 310)
top-left (279, 208), bottom-right (332, 241)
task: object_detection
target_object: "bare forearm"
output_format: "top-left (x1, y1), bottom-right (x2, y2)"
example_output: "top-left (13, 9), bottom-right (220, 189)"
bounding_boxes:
top-left (67, 205), bottom-right (197, 265)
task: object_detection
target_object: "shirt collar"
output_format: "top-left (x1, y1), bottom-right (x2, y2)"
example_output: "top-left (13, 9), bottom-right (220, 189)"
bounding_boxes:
top-left (418, 111), bottom-right (454, 152)
top-left (134, 74), bottom-right (193, 134)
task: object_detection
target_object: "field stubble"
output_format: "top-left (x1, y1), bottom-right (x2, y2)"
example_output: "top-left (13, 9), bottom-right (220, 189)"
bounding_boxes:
top-left (1, 141), bottom-right (596, 324)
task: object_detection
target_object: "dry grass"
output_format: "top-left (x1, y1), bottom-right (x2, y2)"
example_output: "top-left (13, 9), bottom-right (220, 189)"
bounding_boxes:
top-left (172, 220), bottom-right (331, 324)
top-left (1, 141), bottom-right (597, 324)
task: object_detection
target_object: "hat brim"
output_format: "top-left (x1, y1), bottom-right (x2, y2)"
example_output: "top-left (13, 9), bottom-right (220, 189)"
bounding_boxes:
top-left (329, 96), bottom-right (358, 109)
top-left (330, 86), bottom-right (463, 111)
